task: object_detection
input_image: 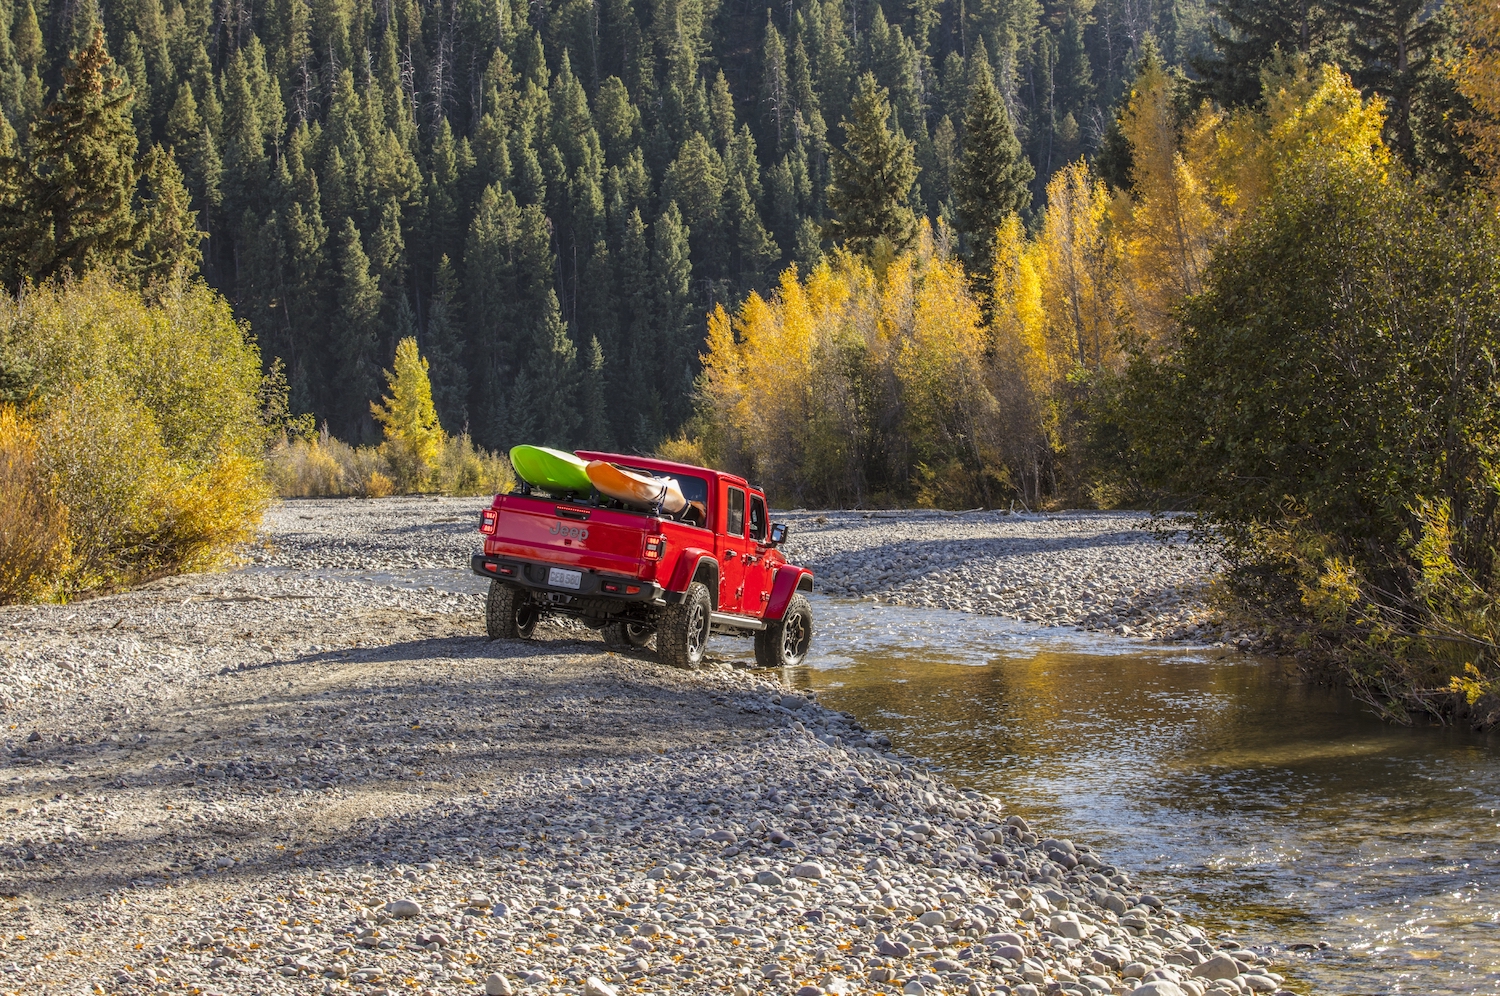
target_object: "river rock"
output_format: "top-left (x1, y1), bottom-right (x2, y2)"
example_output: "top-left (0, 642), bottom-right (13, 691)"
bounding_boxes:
top-left (1191, 953), bottom-right (1240, 980)
top-left (387, 898), bottom-right (422, 918)
top-left (918, 910), bottom-right (946, 926)
top-left (792, 861), bottom-right (826, 879)
top-left (584, 978), bottom-right (618, 996)
top-left (485, 974), bottom-right (514, 995)
top-left (1131, 983), bottom-right (1188, 996)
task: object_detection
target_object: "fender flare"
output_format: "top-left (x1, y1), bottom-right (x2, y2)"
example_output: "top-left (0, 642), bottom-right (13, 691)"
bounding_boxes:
top-left (766, 566), bottom-right (814, 620)
top-left (665, 549), bottom-right (721, 608)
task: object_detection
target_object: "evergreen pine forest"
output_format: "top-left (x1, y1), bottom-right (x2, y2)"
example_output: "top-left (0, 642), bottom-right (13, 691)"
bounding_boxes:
top-left (0, 0), bottom-right (1480, 468)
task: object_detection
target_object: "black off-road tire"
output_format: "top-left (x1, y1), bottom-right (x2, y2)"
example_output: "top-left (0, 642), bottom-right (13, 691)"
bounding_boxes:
top-left (657, 582), bottom-right (712, 668)
top-left (755, 593), bottom-right (812, 667)
top-left (486, 581), bottom-right (540, 640)
top-left (602, 620), bottom-right (654, 649)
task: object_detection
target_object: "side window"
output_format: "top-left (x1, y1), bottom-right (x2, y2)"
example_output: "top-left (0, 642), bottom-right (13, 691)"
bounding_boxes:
top-left (726, 487), bottom-right (746, 536)
top-left (749, 495), bottom-right (767, 541)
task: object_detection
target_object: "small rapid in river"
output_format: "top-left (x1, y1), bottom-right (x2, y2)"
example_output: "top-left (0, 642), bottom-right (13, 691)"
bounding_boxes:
top-left (768, 595), bottom-right (1500, 996)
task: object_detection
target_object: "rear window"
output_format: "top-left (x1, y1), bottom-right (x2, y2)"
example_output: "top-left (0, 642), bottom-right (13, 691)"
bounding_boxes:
top-left (618, 467), bottom-right (710, 527)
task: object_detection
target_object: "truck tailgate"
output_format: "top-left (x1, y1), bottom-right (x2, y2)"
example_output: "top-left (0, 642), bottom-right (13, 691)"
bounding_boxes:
top-left (484, 497), bottom-right (653, 577)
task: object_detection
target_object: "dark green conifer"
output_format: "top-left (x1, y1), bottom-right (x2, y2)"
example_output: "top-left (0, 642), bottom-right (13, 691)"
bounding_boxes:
top-left (2, 29), bottom-right (137, 286)
top-left (826, 72), bottom-right (918, 256)
top-left (954, 54), bottom-right (1033, 303)
top-left (132, 142), bottom-right (204, 286)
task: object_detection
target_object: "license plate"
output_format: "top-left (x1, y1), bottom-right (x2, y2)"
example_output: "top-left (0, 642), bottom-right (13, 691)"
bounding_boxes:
top-left (547, 567), bottom-right (582, 590)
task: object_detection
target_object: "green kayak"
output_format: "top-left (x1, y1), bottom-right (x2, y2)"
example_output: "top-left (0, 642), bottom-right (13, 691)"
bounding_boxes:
top-left (509, 444), bottom-right (593, 494)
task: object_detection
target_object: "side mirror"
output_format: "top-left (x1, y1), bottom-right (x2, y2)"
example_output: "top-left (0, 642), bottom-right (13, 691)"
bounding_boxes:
top-left (769, 522), bottom-right (788, 545)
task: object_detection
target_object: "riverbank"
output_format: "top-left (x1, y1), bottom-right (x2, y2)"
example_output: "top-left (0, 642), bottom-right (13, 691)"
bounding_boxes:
top-left (778, 510), bottom-right (1222, 643)
top-left (0, 498), bottom-right (1297, 996)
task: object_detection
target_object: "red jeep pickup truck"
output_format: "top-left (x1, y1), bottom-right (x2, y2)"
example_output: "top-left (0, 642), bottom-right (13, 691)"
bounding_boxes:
top-left (471, 452), bottom-right (814, 668)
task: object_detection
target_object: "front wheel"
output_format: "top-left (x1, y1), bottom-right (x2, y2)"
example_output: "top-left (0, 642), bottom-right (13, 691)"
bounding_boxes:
top-left (657, 582), bottom-right (712, 668)
top-left (486, 581), bottom-right (540, 640)
top-left (755, 593), bottom-right (812, 667)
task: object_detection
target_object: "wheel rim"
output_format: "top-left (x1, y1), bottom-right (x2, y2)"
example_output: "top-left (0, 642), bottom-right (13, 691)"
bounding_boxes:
top-left (625, 622), bottom-right (653, 647)
top-left (686, 600), bottom-right (709, 660)
top-left (781, 611), bottom-right (809, 665)
top-left (516, 603), bottom-right (540, 636)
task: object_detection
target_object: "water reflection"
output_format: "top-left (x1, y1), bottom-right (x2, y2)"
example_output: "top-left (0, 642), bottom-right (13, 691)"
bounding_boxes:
top-left (776, 596), bottom-right (1500, 996)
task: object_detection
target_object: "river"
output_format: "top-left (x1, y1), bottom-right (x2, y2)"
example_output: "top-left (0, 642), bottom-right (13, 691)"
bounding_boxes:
top-left (749, 595), bottom-right (1500, 996)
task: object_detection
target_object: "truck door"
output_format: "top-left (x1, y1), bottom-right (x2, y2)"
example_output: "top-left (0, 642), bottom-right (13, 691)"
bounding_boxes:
top-left (718, 483), bottom-right (750, 612)
top-left (742, 493), bottom-right (775, 617)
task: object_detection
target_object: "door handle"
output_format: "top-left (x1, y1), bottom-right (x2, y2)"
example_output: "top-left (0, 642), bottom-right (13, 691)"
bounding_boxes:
top-left (723, 551), bottom-right (737, 561)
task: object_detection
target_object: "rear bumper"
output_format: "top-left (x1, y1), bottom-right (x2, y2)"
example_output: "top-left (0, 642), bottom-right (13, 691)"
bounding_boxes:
top-left (471, 554), bottom-right (665, 606)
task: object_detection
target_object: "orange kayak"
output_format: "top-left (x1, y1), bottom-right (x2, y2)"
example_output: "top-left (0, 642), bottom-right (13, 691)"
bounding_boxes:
top-left (584, 460), bottom-right (687, 514)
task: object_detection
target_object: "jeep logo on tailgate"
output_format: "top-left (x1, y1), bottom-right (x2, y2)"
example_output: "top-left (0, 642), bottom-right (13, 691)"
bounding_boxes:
top-left (549, 521), bottom-right (589, 540)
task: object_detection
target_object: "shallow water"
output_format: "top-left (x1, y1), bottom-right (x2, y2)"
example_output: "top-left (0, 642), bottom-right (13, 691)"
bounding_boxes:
top-left (767, 596), bottom-right (1500, 996)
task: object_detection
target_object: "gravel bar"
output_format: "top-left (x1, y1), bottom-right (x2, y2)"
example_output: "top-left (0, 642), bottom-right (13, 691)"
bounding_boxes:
top-left (0, 499), bottom-right (1295, 996)
top-left (776, 511), bottom-right (1220, 642)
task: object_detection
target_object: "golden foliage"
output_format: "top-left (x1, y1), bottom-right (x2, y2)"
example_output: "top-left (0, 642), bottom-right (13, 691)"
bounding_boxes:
top-left (1116, 61), bottom-right (1224, 341)
top-left (692, 62), bottom-right (1398, 511)
top-left (1035, 162), bottom-right (1128, 374)
top-left (267, 426), bottom-right (514, 497)
top-left (371, 336), bottom-right (446, 491)
top-left (700, 222), bottom-right (1006, 506)
top-left (0, 405), bottom-right (69, 603)
top-left (1451, 0), bottom-right (1500, 188)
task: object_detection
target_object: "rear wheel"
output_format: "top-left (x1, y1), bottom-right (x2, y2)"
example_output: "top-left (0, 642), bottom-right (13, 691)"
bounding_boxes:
top-left (486, 581), bottom-right (540, 640)
top-left (755, 593), bottom-right (812, 667)
top-left (657, 582), bottom-right (712, 668)
top-left (602, 620), bottom-right (654, 649)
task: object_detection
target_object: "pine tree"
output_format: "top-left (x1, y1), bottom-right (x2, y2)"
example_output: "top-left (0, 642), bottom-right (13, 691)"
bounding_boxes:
top-left (580, 334), bottom-right (613, 448)
top-left (424, 254), bottom-right (468, 432)
top-left (826, 72), bottom-right (919, 255)
top-left (1193, 0), bottom-right (1347, 106)
top-left (1331, 0), bottom-right (1448, 163)
top-left (521, 289), bottom-right (579, 448)
top-left (334, 217), bottom-right (382, 440)
top-left (1, 29), bottom-right (137, 286)
top-left (652, 200), bottom-right (695, 434)
top-left (11, 0), bottom-right (42, 131)
top-left (954, 55), bottom-right (1034, 304)
top-left (132, 142), bottom-right (203, 286)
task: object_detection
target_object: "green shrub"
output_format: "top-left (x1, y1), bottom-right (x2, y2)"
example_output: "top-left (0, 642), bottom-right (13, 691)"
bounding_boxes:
top-left (1123, 149), bottom-right (1500, 724)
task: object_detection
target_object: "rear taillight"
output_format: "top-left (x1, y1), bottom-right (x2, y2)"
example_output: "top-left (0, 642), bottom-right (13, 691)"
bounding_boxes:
top-left (644, 535), bottom-right (667, 560)
top-left (480, 509), bottom-right (498, 535)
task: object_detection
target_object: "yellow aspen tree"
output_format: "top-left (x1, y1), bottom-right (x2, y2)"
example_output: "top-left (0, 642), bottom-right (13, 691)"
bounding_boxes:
top-left (1209, 60), bottom-right (1389, 225)
top-left (370, 337), bottom-right (445, 491)
top-left (1451, 0), bottom-right (1500, 188)
top-left (894, 225), bottom-right (999, 505)
top-left (1117, 60), bottom-right (1223, 342)
top-left (1036, 161), bottom-right (1128, 377)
